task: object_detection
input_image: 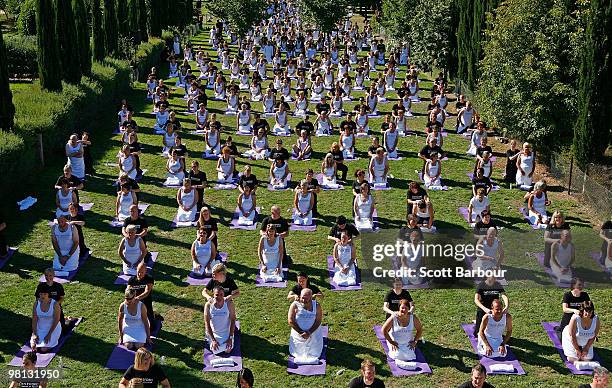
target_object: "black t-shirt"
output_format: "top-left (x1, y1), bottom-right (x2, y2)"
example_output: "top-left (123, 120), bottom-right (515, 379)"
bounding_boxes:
top-left (261, 216), bottom-right (289, 236)
top-left (472, 176), bottom-right (493, 193)
top-left (238, 174), bottom-right (258, 190)
top-left (419, 145), bottom-right (443, 158)
top-left (348, 376), bottom-right (386, 388)
top-left (476, 145), bottom-right (493, 157)
top-left (197, 217), bottom-right (219, 247)
top-left (35, 282), bottom-right (65, 301)
top-left (172, 143), bottom-right (188, 157)
top-left (406, 188), bottom-right (427, 203)
top-left (560, 291), bottom-right (590, 329)
top-left (398, 226), bottom-right (423, 241)
top-left (331, 149), bottom-right (344, 163)
top-left (252, 119), bottom-right (270, 134)
top-left (458, 382), bottom-right (494, 388)
top-left (123, 216), bottom-right (148, 242)
top-left (316, 102), bottom-right (331, 114)
top-left (116, 178), bottom-right (140, 193)
top-left (296, 121), bottom-right (315, 136)
top-left (474, 219), bottom-right (498, 237)
top-left (384, 289), bottom-right (413, 318)
top-left (340, 119), bottom-right (357, 133)
top-left (368, 145), bottom-right (380, 155)
top-left (476, 281), bottom-right (505, 308)
top-left (304, 178), bottom-right (320, 193)
top-left (56, 174), bottom-right (82, 190)
top-left (122, 364), bottom-right (167, 388)
top-left (205, 276), bottom-right (238, 296)
top-left (291, 282), bottom-right (321, 297)
top-left (128, 141), bottom-right (141, 154)
top-left (329, 223), bottom-right (360, 240)
top-left (67, 213), bottom-right (85, 244)
top-left (186, 170), bottom-right (207, 201)
top-left (352, 180), bottom-right (370, 195)
top-left (269, 147), bottom-right (290, 161)
top-left (128, 274), bottom-right (155, 315)
top-left (455, 101), bottom-right (466, 111)
top-left (224, 143), bottom-right (240, 156)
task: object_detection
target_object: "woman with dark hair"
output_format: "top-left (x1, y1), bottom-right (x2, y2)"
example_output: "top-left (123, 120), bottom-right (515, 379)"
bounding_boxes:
top-left (236, 368), bottom-right (254, 388)
top-left (558, 277), bottom-right (590, 334)
top-left (562, 301), bottom-right (601, 365)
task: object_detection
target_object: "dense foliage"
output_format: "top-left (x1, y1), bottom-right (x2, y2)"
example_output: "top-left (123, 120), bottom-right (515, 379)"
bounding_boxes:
top-left (36, 0), bottom-right (62, 91)
top-left (0, 29), bottom-right (15, 130)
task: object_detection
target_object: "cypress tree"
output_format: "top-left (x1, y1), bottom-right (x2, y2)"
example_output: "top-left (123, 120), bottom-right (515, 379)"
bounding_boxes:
top-left (56, 0), bottom-right (83, 83)
top-left (116, 0), bottom-right (129, 37)
top-left (103, 0), bottom-right (119, 56)
top-left (36, 0), bottom-right (63, 91)
top-left (138, 0), bottom-right (148, 41)
top-left (0, 29), bottom-right (15, 131)
top-left (573, 0), bottom-right (612, 168)
top-left (148, 0), bottom-right (162, 37)
top-left (127, 0), bottom-right (140, 44)
top-left (456, 0), bottom-right (472, 86)
top-left (184, 0), bottom-right (193, 28)
top-left (73, 0), bottom-right (92, 75)
top-left (92, 0), bottom-right (106, 61)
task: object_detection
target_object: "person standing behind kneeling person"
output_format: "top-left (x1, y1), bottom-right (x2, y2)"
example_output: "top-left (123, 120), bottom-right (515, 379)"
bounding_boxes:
top-left (202, 263), bottom-right (240, 302)
top-left (205, 286), bottom-right (236, 355)
top-left (128, 261), bottom-right (156, 326)
top-left (382, 299), bottom-right (423, 364)
top-left (119, 348), bottom-right (171, 388)
top-left (562, 301), bottom-right (601, 366)
top-left (288, 288), bottom-right (323, 364)
top-left (477, 299), bottom-right (512, 358)
top-left (348, 359), bottom-right (385, 388)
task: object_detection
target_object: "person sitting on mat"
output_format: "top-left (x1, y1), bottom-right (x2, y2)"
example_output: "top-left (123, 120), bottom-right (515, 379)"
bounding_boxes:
top-left (332, 231), bottom-right (358, 286)
top-left (236, 184), bottom-right (257, 226)
top-left (258, 225), bottom-right (285, 282)
top-left (354, 183), bottom-right (376, 230)
top-left (288, 288), bottom-right (324, 364)
top-left (236, 368), bottom-right (255, 388)
top-left (118, 225), bottom-right (148, 276)
top-left (55, 178), bottom-right (78, 219)
top-left (293, 180), bottom-right (314, 226)
top-left (166, 149), bottom-right (185, 185)
top-left (473, 276), bottom-right (509, 337)
top-left (119, 347), bottom-right (170, 388)
top-left (527, 181), bottom-right (550, 227)
top-left (550, 230), bottom-right (575, 283)
top-left (369, 147), bottom-right (389, 185)
top-left (202, 263), bottom-right (240, 302)
top-left (288, 272), bottom-right (323, 302)
top-left (36, 268), bottom-right (67, 334)
top-left (557, 277), bottom-right (590, 335)
top-left (292, 130), bottom-right (313, 160)
top-left (204, 286), bottom-right (236, 355)
top-left (348, 358), bottom-right (386, 388)
top-left (30, 284), bottom-right (62, 353)
top-left (127, 261), bottom-right (156, 328)
top-left (118, 287), bottom-right (151, 351)
top-left (458, 363), bottom-right (495, 388)
top-left (468, 188), bottom-right (490, 225)
top-left (269, 158), bottom-right (290, 190)
top-left (381, 299), bottom-right (423, 363)
top-left (578, 366), bottom-right (609, 388)
top-left (176, 178), bottom-right (199, 223)
top-left (473, 228), bottom-right (504, 272)
top-left (10, 351), bottom-right (48, 388)
top-left (477, 299), bottom-right (512, 358)
top-left (191, 228), bottom-right (219, 277)
top-left (217, 147), bottom-right (236, 184)
top-left (562, 301), bottom-right (601, 365)
top-left (51, 215), bottom-right (80, 273)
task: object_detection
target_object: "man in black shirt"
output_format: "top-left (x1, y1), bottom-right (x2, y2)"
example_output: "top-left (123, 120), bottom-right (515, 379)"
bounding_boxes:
top-left (269, 139), bottom-right (290, 161)
top-left (288, 272), bottom-right (323, 301)
top-left (473, 277), bottom-right (508, 336)
top-left (186, 160), bottom-right (207, 210)
top-left (315, 95), bottom-right (331, 116)
top-left (154, 93), bottom-right (170, 111)
top-left (340, 112), bottom-right (357, 133)
top-left (383, 277), bottom-right (414, 319)
top-left (348, 359), bottom-right (385, 388)
top-left (472, 168), bottom-right (493, 197)
top-left (197, 207), bottom-right (219, 248)
top-left (238, 165), bottom-right (259, 193)
top-left (458, 364), bottom-right (495, 388)
top-left (171, 136), bottom-right (188, 158)
top-left (406, 181), bottom-right (428, 216)
top-left (328, 215), bottom-right (360, 243)
top-left (295, 115), bottom-right (315, 137)
top-left (331, 145), bottom-right (348, 181)
top-left (128, 262), bottom-right (156, 324)
top-left (261, 205), bottom-right (290, 262)
top-left (252, 113), bottom-right (270, 135)
top-left (418, 138), bottom-right (444, 174)
top-left (202, 263), bottom-right (240, 301)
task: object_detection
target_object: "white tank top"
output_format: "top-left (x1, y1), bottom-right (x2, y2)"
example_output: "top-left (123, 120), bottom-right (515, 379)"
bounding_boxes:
top-left (220, 157), bottom-right (232, 174)
top-left (373, 157), bottom-right (386, 174)
top-left (276, 111), bottom-right (287, 125)
top-left (120, 192), bottom-right (133, 212)
top-left (36, 298), bottom-right (56, 321)
top-left (207, 130), bottom-right (219, 146)
top-left (357, 114), bottom-right (367, 127)
top-left (123, 236), bottom-right (142, 261)
top-left (194, 239), bottom-right (212, 265)
top-left (241, 193), bottom-right (254, 213)
top-left (357, 194), bottom-right (373, 215)
top-left (239, 111), bottom-right (250, 126)
top-left (53, 224), bottom-right (74, 254)
top-left (180, 188), bottom-right (195, 207)
top-left (416, 204), bottom-right (430, 218)
top-left (532, 192), bottom-right (547, 213)
top-left (565, 315), bottom-right (598, 347)
top-left (297, 192), bottom-right (312, 213)
top-left (228, 95), bottom-right (238, 108)
top-left (57, 189), bottom-right (72, 210)
top-left (168, 158), bottom-right (181, 173)
top-left (341, 134), bottom-right (353, 149)
top-left (484, 313), bottom-right (506, 340)
top-left (209, 301), bottom-right (231, 339)
top-left (396, 117), bottom-right (406, 131)
top-left (555, 242), bottom-right (573, 267)
top-left (520, 154), bottom-right (534, 171)
top-left (336, 243), bottom-right (352, 266)
top-left (67, 142), bottom-right (82, 156)
top-left (294, 300), bottom-right (317, 332)
top-left (427, 161), bottom-right (439, 178)
top-left (253, 136), bottom-right (267, 150)
top-left (481, 238), bottom-right (499, 259)
top-left (273, 163), bottom-right (287, 179)
top-left (482, 159), bottom-right (492, 176)
top-left (121, 155), bottom-right (134, 172)
top-left (390, 314), bottom-right (414, 345)
top-left (461, 108), bottom-right (473, 125)
top-left (297, 98), bottom-right (307, 109)
top-left (164, 132), bottom-right (176, 147)
top-left (385, 130), bottom-right (398, 148)
top-left (157, 111), bottom-right (169, 125)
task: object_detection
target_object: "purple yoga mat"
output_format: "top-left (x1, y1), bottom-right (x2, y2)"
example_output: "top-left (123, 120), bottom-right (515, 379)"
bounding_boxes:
top-left (229, 207), bottom-right (260, 230)
top-left (287, 326), bottom-right (329, 376)
top-left (589, 252), bottom-right (612, 277)
top-left (326, 255), bottom-right (362, 291)
top-left (519, 207), bottom-right (544, 230)
top-left (203, 322), bottom-right (243, 372)
top-left (0, 247), bottom-right (18, 270)
top-left (458, 207), bottom-right (471, 223)
top-left (466, 174), bottom-right (500, 191)
top-left (109, 203), bottom-right (150, 227)
top-left (170, 214), bottom-right (199, 228)
top-left (267, 173), bottom-right (292, 191)
top-left (9, 317), bottom-right (83, 367)
top-left (255, 265), bottom-right (288, 288)
top-left (535, 252), bottom-right (572, 288)
top-left (114, 252), bottom-right (159, 285)
top-left (315, 174), bottom-right (344, 191)
top-left (542, 321), bottom-right (603, 375)
top-left (105, 320), bottom-right (163, 370)
top-left (290, 213), bottom-right (317, 232)
top-left (417, 172), bottom-right (449, 190)
top-left (373, 325), bottom-right (432, 376)
top-left (184, 252), bottom-right (229, 286)
top-left (460, 323), bottom-right (526, 375)
top-left (38, 250), bottom-right (92, 284)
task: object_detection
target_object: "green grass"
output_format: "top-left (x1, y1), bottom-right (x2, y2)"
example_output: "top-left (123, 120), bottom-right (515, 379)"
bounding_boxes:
top-left (0, 24), bottom-right (610, 387)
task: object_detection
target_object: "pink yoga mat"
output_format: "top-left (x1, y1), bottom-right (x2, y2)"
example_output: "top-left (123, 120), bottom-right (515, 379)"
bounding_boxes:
top-left (373, 325), bottom-right (432, 376)
top-left (461, 323), bottom-right (525, 375)
top-left (287, 326), bottom-right (328, 376)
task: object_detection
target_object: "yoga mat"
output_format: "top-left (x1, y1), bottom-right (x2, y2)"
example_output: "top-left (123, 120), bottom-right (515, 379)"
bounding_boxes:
top-left (535, 252), bottom-right (572, 288)
top-left (464, 256), bottom-right (508, 286)
top-left (373, 325), bottom-right (432, 376)
top-left (290, 156), bottom-right (311, 162)
top-left (467, 173), bottom-right (501, 191)
top-left (38, 250), bottom-right (92, 284)
top-left (229, 207), bottom-right (260, 230)
top-left (0, 247), bottom-right (18, 270)
top-left (105, 320), bottom-right (163, 370)
top-left (79, 202), bottom-right (94, 213)
top-left (255, 265), bottom-right (288, 288)
top-left (114, 252), bottom-right (159, 286)
top-left (135, 169), bottom-right (147, 182)
top-left (267, 173), bottom-right (292, 191)
top-left (290, 212), bottom-right (317, 232)
top-left (201, 153), bottom-right (221, 160)
top-left (203, 322), bottom-right (243, 372)
top-left (212, 182), bottom-right (238, 190)
top-left (162, 179), bottom-right (182, 188)
top-left (416, 172), bottom-right (449, 190)
top-left (287, 326), bottom-right (328, 376)
top-left (109, 203), bottom-right (150, 227)
top-left (185, 252), bottom-right (229, 286)
top-left (542, 321), bottom-right (603, 375)
top-left (170, 214), bottom-right (199, 228)
top-left (234, 131), bottom-right (253, 137)
top-left (326, 255), bottom-right (362, 291)
top-left (458, 207), bottom-right (472, 224)
top-left (315, 174), bottom-right (344, 191)
top-left (590, 251), bottom-right (612, 277)
top-left (461, 323), bottom-right (525, 375)
top-left (9, 318), bottom-right (84, 367)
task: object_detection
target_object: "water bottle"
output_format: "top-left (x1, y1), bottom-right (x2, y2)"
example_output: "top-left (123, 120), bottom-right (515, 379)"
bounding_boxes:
top-left (160, 356), bottom-right (166, 365)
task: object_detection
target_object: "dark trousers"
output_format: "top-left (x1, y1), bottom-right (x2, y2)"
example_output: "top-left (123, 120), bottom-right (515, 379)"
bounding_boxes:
top-left (336, 163), bottom-right (348, 180)
top-left (474, 309), bottom-right (486, 336)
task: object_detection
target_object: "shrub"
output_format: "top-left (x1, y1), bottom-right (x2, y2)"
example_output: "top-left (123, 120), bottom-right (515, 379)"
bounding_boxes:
top-left (4, 35), bottom-right (37, 76)
top-left (17, 0), bottom-right (37, 36)
top-left (133, 37), bottom-right (165, 81)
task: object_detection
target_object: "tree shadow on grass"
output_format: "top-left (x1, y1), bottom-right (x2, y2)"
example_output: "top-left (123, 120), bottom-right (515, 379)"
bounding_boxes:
top-left (509, 337), bottom-right (574, 375)
top-left (419, 341), bottom-right (475, 373)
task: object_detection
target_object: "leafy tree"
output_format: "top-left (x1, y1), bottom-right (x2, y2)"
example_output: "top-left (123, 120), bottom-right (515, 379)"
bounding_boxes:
top-left (137, 0), bottom-right (148, 41)
top-left (208, 0), bottom-right (267, 38)
top-left (103, 0), bottom-right (119, 56)
top-left (16, 0), bottom-right (37, 35)
top-left (116, 0), bottom-right (128, 37)
top-left (73, 0), bottom-right (91, 75)
top-left (148, 0), bottom-right (161, 37)
top-left (379, 0), bottom-right (417, 43)
top-left (0, 29), bottom-right (15, 131)
top-left (299, 0), bottom-right (347, 33)
top-left (573, 0), bottom-right (612, 168)
top-left (56, 0), bottom-right (82, 83)
top-left (409, 0), bottom-right (454, 72)
top-left (36, 0), bottom-right (62, 91)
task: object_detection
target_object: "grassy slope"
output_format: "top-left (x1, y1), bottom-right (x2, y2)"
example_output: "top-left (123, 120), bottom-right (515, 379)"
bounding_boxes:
top-left (0, 26), bottom-right (610, 387)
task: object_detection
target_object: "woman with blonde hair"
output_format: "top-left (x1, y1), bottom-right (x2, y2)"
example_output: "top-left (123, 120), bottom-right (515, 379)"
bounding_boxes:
top-left (118, 347), bottom-right (171, 388)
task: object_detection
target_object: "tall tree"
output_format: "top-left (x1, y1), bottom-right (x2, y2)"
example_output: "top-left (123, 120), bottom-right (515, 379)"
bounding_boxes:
top-left (299, 0), bottom-right (347, 33)
top-left (56, 0), bottom-right (82, 83)
top-left (208, 0), bottom-right (266, 38)
top-left (0, 29), bottom-right (15, 131)
top-left (36, 0), bottom-right (62, 91)
top-left (127, 0), bottom-right (140, 44)
top-left (116, 0), bottom-right (128, 37)
top-left (137, 0), bottom-right (148, 41)
top-left (103, 0), bottom-right (119, 56)
top-left (73, 0), bottom-right (91, 75)
top-left (92, 0), bottom-right (105, 61)
top-left (573, 0), bottom-right (612, 168)
top-left (148, 0), bottom-right (161, 37)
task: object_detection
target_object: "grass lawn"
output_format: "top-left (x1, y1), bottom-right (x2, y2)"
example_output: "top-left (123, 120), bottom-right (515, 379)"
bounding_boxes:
top-left (0, 24), bottom-right (610, 388)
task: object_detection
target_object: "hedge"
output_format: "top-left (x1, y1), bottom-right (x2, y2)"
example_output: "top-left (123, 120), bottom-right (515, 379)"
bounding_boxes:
top-left (4, 35), bottom-right (37, 76)
top-left (133, 37), bottom-right (166, 81)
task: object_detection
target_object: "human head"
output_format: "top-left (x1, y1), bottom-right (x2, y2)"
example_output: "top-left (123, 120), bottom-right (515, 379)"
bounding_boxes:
top-left (470, 364), bottom-right (487, 387)
top-left (299, 288), bottom-right (313, 304)
top-left (22, 351), bottom-right (37, 369)
top-left (296, 272), bottom-right (310, 288)
top-left (271, 205), bottom-right (281, 219)
top-left (43, 268), bottom-right (55, 284)
top-left (579, 300), bottom-right (595, 319)
top-left (592, 366), bottom-right (609, 388)
top-left (124, 287), bottom-right (138, 305)
top-left (134, 347), bottom-right (153, 370)
top-left (237, 368), bottom-right (254, 388)
top-left (213, 285), bottom-right (226, 303)
top-left (136, 261), bottom-right (147, 279)
top-left (360, 359), bottom-right (376, 384)
top-left (570, 277), bottom-right (584, 292)
top-left (212, 263), bottom-right (227, 282)
top-left (125, 224), bottom-right (138, 237)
